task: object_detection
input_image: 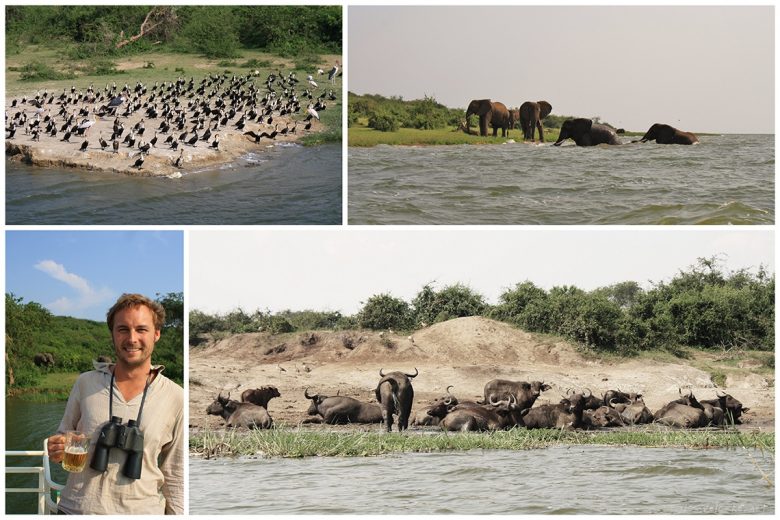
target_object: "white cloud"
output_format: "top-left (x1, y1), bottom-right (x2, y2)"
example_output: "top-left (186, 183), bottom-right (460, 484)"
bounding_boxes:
top-left (34, 260), bottom-right (114, 315)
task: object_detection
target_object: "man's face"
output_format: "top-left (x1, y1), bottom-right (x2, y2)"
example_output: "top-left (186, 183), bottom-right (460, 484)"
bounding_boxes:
top-left (112, 305), bottom-right (160, 369)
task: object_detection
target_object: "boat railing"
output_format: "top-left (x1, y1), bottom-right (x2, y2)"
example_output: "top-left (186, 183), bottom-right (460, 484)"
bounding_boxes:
top-left (5, 438), bottom-right (64, 515)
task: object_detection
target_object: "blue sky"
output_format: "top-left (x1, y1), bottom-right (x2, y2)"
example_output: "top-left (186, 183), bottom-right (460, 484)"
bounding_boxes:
top-left (6, 231), bottom-right (183, 321)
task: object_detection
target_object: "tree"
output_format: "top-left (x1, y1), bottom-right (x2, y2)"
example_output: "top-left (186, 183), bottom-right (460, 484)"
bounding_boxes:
top-left (357, 294), bottom-right (412, 330)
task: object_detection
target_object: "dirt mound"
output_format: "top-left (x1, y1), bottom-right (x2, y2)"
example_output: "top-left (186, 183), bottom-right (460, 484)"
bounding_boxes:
top-left (189, 317), bottom-right (773, 430)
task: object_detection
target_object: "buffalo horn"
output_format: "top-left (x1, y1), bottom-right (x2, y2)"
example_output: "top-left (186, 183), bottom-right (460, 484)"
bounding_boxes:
top-left (304, 387), bottom-right (316, 400)
top-left (405, 367), bottom-right (419, 378)
top-left (584, 388), bottom-right (592, 398)
top-left (608, 398), bottom-right (619, 408)
top-left (379, 368), bottom-right (386, 377)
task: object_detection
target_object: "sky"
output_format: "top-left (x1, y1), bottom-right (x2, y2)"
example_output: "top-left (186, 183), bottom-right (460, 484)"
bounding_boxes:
top-left (5, 231), bottom-right (184, 321)
top-left (189, 229), bottom-right (774, 316)
top-left (348, 6), bottom-right (775, 134)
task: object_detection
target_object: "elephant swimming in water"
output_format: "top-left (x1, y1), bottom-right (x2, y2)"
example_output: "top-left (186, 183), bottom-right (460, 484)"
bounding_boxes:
top-left (553, 118), bottom-right (622, 147)
top-left (634, 123), bottom-right (699, 145)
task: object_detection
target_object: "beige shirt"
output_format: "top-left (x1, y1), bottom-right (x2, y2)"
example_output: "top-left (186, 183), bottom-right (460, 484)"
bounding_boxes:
top-left (56, 362), bottom-right (184, 515)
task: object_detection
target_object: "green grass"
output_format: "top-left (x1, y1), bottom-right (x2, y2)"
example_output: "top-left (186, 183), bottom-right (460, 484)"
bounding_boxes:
top-left (7, 372), bottom-right (79, 402)
top-left (190, 427), bottom-right (775, 459)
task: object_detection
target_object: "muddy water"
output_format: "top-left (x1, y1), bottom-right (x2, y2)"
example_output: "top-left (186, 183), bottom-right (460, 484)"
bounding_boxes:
top-left (189, 446), bottom-right (774, 514)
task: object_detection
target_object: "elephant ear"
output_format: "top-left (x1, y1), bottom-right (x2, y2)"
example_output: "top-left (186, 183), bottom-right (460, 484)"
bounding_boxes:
top-left (537, 101), bottom-right (552, 119)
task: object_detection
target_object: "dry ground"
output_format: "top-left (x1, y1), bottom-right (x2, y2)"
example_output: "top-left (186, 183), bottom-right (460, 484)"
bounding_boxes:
top-left (189, 317), bottom-right (774, 431)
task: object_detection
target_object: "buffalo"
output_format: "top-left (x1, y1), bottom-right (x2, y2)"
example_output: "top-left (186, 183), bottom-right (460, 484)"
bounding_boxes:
top-left (303, 388), bottom-right (383, 424)
top-left (411, 386), bottom-right (458, 427)
top-left (522, 390), bottom-right (588, 430)
top-left (584, 406), bottom-right (626, 428)
top-left (375, 368), bottom-right (418, 432)
top-left (241, 386), bottom-right (281, 409)
top-left (653, 390), bottom-right (708, 428)
top-left (482, 379), bottom-right (551, 410)
top-left (604, 389), bottom-right (643, 408)
top-left (437, 396), bottom-right (523, 432)
top-left (206, 393), bottom-right (273, 429)
top-left (700, 392), bottom-right (749, 425)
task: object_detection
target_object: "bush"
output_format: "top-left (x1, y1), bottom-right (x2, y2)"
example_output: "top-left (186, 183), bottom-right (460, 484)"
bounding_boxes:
top-left (368, 111), bottom-right (399, 132)
top-left (412, 283), bottom-right (486, 326)
top-left (180, 7), bottom-right (241, 58)
top-left (357, 294), bottom-right (412, 331)
top-left (16, 61), bottom-right (76, 81)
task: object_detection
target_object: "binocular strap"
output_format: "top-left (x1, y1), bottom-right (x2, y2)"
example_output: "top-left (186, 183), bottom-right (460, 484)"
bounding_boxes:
top-left (109, 369), bottom-right (154, 427)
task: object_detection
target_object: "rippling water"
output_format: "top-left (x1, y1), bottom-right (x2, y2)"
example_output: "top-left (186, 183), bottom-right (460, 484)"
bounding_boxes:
top-left (6, 144), bottom-right (342, 225)
top-left (348, 135), bottom-right (773, 224)
top-left (189, 446), bottom-right (774, 514)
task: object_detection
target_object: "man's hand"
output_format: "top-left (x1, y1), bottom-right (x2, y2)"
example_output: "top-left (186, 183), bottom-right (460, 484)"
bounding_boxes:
top-left (47, 434), bottom-right (65, 463)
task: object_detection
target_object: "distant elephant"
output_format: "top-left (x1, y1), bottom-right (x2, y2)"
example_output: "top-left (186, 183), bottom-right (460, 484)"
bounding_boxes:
top-left (553, 118), bottom-right (622, 147)
top-left (33, 352), bottom-right (55, 367)
top-left (519, 100), bottom-right (553, 142)
top-left (508, 109), bottom-right (521, 136)
top-left (465, 99), bottom-right (510, 137)
top-left (635, 123), bottom-right (699, 145)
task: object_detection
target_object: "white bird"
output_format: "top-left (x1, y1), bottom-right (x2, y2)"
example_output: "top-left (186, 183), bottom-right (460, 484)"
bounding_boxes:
top-left (306, 104), bottom-right (319, 121)
top-left (317, 68), bottom-right (324, 75)
top-left (308, 78), bottom-right (318, 88)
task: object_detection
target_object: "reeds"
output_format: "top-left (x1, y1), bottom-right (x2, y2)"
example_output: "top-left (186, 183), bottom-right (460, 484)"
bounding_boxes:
top-left (190, 426), bottom-right (774, 459)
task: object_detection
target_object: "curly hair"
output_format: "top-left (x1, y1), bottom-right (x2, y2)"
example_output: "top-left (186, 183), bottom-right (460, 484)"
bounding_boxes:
top-left (106, 293), bottom-right (166, 331)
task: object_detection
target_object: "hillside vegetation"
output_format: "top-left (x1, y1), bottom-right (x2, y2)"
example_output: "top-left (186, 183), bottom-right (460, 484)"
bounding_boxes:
top-left (6, 292), bottom-right (184, 396)
top-left (191, 257), bottom-right (774, 359)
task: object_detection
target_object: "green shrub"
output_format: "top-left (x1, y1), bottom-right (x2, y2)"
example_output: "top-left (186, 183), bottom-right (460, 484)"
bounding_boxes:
top-left (181, 7), bottom-right (241, 58)
top-left (368, 112), bottom-right (399, 132)
top-left (17, 61), bottom-right (76, 81)
top-left (357, 294), bottom-right (411, 331)
top-left (412, 283), bottom-right (486, 326)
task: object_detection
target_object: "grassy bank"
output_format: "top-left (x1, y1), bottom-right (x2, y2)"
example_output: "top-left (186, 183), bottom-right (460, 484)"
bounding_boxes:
top-left (190, 427), bottom-right (775, 459)
top-left (7, 372), bottom-right (79, 402)
top-left (6, 47), bottom-right (342, 146)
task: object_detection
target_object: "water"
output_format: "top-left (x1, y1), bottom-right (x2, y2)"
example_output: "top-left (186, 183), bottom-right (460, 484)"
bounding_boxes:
top-left (5, 399), bottom-right (68, 514)
top-left (6, 144), bottom-right (342, 225)
top-left (189, 446), bottom-right (774, 514)
top-left (348, 135), bottom-right (774, 224)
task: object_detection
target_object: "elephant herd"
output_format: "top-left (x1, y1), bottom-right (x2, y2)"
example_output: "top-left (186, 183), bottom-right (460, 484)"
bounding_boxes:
top-left (206, 373), bottom-right (748, 433)
top-left (465, 98), bottom-right (699, 146)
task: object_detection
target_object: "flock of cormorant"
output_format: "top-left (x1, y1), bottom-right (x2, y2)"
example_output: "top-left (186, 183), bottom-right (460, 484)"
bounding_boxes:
top-left (5, 63), bottom-right (340, 173)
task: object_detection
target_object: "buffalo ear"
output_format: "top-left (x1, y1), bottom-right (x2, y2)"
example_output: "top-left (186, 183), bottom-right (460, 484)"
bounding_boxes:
top-left (538, 101), bottom-right (552, 119)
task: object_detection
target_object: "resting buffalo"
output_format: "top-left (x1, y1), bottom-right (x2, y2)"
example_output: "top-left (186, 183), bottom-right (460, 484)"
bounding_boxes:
top-left (614, 401), bottom-right (654, 425)
top-left (375, 368), bottom-right (418, 432)
top-left (303, 388), bottom-right (383, 424)
top-left (604, 389), bottom-right (643, 407)
top-left (584, 406), bottom-right (625, 428)
top-left (522, 390), bottom-right (588, 430)
top-left (411, 386), bottom-right (458, 427)
top-left (700, 392), bottom-right (749, 425)
top-left (241, 386), bottom-right (281, 408)
top-left (653, 390), bottom-right (708, 428)
top-left (482, 379), bottom-right (551, 410)
top-left (438, 396), bottom-right (523, 432)
top-left (206, 393), bottom-right (273, 429)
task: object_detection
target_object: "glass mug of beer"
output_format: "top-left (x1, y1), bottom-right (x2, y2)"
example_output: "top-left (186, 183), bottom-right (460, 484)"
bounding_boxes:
top-left (62, 431), bottom-right (89, 472)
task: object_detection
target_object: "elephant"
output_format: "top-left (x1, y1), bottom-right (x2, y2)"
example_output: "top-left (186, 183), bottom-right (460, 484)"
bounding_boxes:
top-left (635, 123), bottom-right (699, 145)
top-left (465, 99), bottom-right (510, 137)
top-left (519, 100), bottom-right (553, 142)
top-left (553, 118), bottom-right (622, 147)
top-left (33, 352), bottom-right (55, 367)
top-left (508, 109), bottom-right (521, 136)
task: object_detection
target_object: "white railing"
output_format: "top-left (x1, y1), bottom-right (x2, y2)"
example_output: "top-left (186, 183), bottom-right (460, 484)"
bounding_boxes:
top-left (5, 438), bottom-right (64, 515)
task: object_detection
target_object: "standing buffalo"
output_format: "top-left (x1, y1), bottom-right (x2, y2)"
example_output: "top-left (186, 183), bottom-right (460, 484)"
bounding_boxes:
top-left (482, 380), bottom-right (551, 411)
top-left (375, 368), bottom-right (418, 432)
top-left (522, 390), bottom-right (588, 430)
top-left (206, 393), bottom-right (273, 429)
top-left (303, 388), bottom-right (383, 424)
top-left (241, 386), bottom-right (281, 408)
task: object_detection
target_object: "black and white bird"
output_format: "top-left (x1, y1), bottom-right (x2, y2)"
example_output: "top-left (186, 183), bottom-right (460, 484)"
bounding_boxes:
top-left (132, 151), bottom-right (145, 169)
top-left (80, 139), bottom-right (89, 152)
top-left (112, 139), bottom-right (119, 153)
top-left (98, 133), bottom-right (108, 150)
top-left (211, 133), bottom-right (220, 150)
top-left (328, 62), bottom-right (339, 84)
top-left (173, 150), bottom-right (184, 168)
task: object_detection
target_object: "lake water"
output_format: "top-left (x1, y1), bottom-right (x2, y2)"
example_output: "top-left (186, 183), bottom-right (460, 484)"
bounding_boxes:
top-left (348, 135), bottom-right (774, 225)
top-left (189, 446), bottom-right (774, 514)
top-left (5, 399), bottom-right (68, 514)
top-left (6, 143), bottom-right (342, 225)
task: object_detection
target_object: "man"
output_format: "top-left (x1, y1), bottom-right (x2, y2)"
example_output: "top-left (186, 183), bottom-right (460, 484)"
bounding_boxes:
top-left (47, 293), bottom-right (184, 514)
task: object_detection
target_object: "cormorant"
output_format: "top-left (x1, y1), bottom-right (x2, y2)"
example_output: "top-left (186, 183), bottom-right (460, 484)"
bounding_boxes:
top-left (80, 139), bottom-right (88, 152)
top-left (173, 150), bottom-right (184, 168)
top-left (187, 131), bottom-right (199, 147)
top-left (98, 133), bottom-right (108, 150)
top-left (113, 139), bottom-right (119, 153)
top-left (132, 152), bottom-right (145, 169)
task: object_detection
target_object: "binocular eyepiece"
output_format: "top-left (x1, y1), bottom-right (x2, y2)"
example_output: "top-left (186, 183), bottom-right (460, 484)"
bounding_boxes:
top-left (90, 416), bottom-right (144, 479)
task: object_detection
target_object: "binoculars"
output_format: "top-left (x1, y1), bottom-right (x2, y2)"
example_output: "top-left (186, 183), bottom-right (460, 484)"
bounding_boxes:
top-left (90, 416), bottom-right (145, 479)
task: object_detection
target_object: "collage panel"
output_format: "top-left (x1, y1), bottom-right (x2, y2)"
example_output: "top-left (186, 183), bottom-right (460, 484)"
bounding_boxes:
top-left (5, 230), bottom-right (184, 514)
top-left (5, 5), bottom-right (343, 225)
top-left (347, 6), bottom-right (774, 225)
top-left (187, 228), bottom-right (773, 514)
